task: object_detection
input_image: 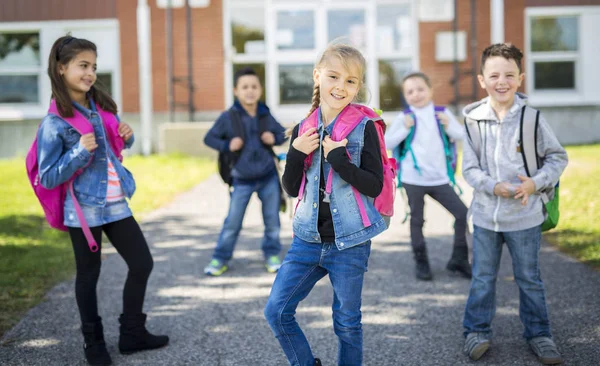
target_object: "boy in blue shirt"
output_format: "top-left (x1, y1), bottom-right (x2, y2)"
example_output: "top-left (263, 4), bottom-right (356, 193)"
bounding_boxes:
top-left (461, 43), bottom-right (567, 364)
top-left (203, 67), bottom-right (287, 276)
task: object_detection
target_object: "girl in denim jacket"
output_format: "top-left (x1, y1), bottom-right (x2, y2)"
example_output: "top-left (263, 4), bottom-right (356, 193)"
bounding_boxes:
top-left (264, 42), bottom-right (385, 366)
top-left (37, 35), bottom-right (168, 365)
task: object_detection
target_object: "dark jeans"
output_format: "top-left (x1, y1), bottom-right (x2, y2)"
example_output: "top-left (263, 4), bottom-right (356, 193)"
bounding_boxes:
top-left (403, 183), bottom-right (468, 253)
top-left (68, 216), bottom-right (153, 324)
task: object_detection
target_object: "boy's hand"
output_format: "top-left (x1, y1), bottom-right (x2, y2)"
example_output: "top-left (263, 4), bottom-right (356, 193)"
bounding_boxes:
top-left (80, 133), bottom-right (98, 153)
top-left (493, 182), bottom-right (516, 198)
top-left (292, 127), bottom-right (319, 155)
top-left (322, 136), bottom-right (348, 159)
top-left (229, 137), bottom-right (244, 152)
top-left (261, 131), bottom-right (275, 146)
top-left (436, 112), bottom-right (449, 131)
top-left (404, 114), bottom-right (415, 129)
top-left (118, 123), bottom-right (134, 142)
top-left (514, 175), bottom-right (536, 206)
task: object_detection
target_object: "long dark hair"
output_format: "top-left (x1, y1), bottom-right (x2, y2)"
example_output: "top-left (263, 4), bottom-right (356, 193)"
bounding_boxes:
top-left (48, 35), bottom-right (117, 117)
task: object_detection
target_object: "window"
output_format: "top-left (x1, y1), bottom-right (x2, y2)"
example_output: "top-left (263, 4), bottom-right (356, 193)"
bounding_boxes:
top-left (378, 59), bottom-right (411, 111)
top-left (224, 0), bottom-right (418, 117)
top-left (276, 10), bottom-right (315, 50)
top-left (377, 2), bottom-right (415, 112)
top-left (96, 73), bottom-right (113, 97)
top-left (376, 4), bottom-right (412, 54)
top-left (279, 64), bottom-right (313, 105)
top-left (530, 16), bottom-right (578, 90)
top-left (328, 9), bottom-right (366, 49)
top-left (0, 32), bottom-right (40, 104)
top-left (231, 7), bottom-right (265, 55)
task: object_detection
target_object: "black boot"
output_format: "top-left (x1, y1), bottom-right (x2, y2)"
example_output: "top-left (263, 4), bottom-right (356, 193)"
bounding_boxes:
top-left (314, 358), bottom-right (322, 365)
top-left (447, 245), bottom-right (472, 279)
top-left (81, 318), bottom-right (112, 365)
top-left (118, 313), bottom-right (169, 354)
top-left (414, 248), bottom-right (433, 281)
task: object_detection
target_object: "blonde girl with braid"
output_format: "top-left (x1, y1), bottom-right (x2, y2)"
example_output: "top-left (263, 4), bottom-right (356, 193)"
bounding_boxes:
top-left (264, 42), bottom-right (384, 366)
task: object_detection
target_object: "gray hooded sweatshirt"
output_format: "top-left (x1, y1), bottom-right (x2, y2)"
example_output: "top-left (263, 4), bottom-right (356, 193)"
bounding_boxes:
top-left (461, 93), bottom-right (568, 232)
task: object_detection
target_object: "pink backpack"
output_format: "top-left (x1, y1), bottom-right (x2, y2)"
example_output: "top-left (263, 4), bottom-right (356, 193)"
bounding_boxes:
top-left (297, 104), bottom-right (396, 227)
top-left (26, 99), bottom-right (125, 252)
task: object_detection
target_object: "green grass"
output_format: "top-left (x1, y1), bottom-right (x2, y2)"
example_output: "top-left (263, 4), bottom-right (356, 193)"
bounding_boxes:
top-left (544, 145), bottom-right (600, 269)
top-left (0, 154), bottom-right (214, 337)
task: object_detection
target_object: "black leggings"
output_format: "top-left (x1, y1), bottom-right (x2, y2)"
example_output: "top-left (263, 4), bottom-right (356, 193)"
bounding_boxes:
top-left (403, 183), bottom-right (468, 252)
top-left (68, 216), bottom-right (153, 324)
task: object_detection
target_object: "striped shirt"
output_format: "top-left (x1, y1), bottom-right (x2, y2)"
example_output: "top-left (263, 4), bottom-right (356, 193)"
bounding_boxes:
top-left (106, 155), bottom-right (125, 202)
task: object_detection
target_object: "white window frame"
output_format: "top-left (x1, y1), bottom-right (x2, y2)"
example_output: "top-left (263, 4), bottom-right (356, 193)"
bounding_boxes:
top-left (0, 28), bottom-right (42, 118)
top-left (0, 19), bottom-right (121, 121)
top-left (223, 0), bottom-right (419, 122)
top-left (525, 6), bottom-right (600, 107)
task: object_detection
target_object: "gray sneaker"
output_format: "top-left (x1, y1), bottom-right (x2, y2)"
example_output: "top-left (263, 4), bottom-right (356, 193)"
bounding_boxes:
top-left (464, 332), bottom-right (490, 361)
top-left (528, 336), bottom-right (562, 365)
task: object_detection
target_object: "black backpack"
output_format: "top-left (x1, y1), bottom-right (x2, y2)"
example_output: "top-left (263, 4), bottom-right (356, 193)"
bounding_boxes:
top-left (217, 109), bottom-right (245, 186)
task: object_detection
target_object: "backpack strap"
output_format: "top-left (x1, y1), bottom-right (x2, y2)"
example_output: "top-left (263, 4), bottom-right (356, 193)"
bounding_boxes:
top-left (47, 100), bottom-right (99, 252)
top-left (519, 105), bottom-right (540, 177)
top-left (228, 108), bottom-right (245, 141)
top-left (519, 105), bottom-right (552, 204)
top-left (324, 105), bottom-right (382, 227)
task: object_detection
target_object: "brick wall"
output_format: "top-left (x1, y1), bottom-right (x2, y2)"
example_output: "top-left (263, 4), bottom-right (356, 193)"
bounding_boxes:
top-left (418, 0), bottom-right (491, 106)
top-left (117, 0), bottom-right (225, 114)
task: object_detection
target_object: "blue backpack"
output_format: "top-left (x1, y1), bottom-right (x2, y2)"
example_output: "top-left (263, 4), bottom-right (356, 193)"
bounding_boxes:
top-left (392, 106), bottom-right (459, 190)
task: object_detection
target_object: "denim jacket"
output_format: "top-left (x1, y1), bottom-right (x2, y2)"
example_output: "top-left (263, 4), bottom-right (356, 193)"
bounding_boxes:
top-left (37, 100), bottom-right (136, 207)
top-left (293, 113), bottom-right (386, 250)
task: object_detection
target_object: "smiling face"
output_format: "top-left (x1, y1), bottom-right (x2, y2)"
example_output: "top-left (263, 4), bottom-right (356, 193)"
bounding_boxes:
top-left (59, 50), bottom-right (97, 102)
top-left (314, 56), bottom-right (362, 122)
top-left (402, 76), bottom-right (433, 109)
top-left (478, 56), bottom-right (524, 108)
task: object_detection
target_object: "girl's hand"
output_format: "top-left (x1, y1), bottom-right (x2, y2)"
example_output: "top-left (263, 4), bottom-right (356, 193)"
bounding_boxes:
top-left (514, 175), bottom-right (535, 206)
top-left (404, 114), bottom-right (415, 129)
top-left (493, 182), bottom-right (516, 198)
top-left (80, 133), bottom-right (98, 152)
top-left (118, 123), bottom-right (134, 142)
top-left (229, 137), bottom-right (244, 152)
top-left (322, 136), bottom-right (348, 159)
top-left (261, 131), bottom-right (275, 146)
top-left (292, 127), bottom-right (320, 155)
top-left (436, 112), bottom-right (449, 131)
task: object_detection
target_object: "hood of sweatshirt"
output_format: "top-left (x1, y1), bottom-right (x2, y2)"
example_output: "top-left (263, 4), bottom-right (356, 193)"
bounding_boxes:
top-left (462, 92), bottom-right (529, 122)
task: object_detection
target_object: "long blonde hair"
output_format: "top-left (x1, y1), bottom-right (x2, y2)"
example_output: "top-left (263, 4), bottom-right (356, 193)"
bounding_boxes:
top-left (306, 42), bottom-right (367, 118)
top-left (285, 42), bottom-right (366, 137)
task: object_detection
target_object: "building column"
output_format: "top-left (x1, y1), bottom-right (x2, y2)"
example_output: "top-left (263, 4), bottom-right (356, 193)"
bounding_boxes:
top-left (137, 0), bottom-right (153, 156)
top-left (490, 0), bottom-right (504, 44)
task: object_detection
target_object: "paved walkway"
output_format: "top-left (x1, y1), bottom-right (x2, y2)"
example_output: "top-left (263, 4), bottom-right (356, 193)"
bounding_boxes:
top-left (1, 174), bottom-right (599, 365)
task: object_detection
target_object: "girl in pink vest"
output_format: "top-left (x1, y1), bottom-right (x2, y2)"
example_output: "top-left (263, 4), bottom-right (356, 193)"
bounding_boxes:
top-left (37, 35), bottom-right (168, 365)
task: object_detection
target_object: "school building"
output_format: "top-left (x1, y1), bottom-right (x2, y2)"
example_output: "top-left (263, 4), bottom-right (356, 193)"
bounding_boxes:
top-left (1, 0), bottom-right (599, 157)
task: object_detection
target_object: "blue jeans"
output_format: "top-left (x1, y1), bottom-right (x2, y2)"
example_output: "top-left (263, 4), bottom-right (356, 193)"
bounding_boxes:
top-left (264, 236), bottom-right (371, 366)
top-left (213, 171), bottom-right (281, 262)
top-left (463, 225), bottom-right (552, 340)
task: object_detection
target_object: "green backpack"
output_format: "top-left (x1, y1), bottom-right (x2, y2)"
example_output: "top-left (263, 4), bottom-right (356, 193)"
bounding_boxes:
top-left (465, 105), bottom-right (559, 231)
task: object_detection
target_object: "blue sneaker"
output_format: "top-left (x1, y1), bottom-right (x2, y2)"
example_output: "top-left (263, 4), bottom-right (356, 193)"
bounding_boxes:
top-left (204, 259), bottom-right (228, 276)
top-left (265, 256), bottom-right (282, 273)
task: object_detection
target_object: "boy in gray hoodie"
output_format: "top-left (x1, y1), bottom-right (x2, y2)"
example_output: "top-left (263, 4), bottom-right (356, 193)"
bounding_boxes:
top-left (461, 44), bottom-right (568, 365)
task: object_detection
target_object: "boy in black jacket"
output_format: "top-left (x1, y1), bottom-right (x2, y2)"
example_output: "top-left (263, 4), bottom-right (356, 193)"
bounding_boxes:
top-left (203, 67), bottom-right (287, 276)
